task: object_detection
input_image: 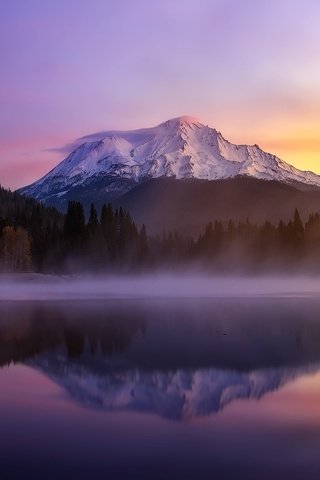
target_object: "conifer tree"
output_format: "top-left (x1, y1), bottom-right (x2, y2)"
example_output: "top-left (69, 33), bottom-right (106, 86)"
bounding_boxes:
top-left (63, 201), bottom-right (86, 255)
top-left (139, 224), bottom-right (149, 264)
top-left (100, 203), bottom-right (117, 262)
top-left (87, 203), bottom-right (99, 235)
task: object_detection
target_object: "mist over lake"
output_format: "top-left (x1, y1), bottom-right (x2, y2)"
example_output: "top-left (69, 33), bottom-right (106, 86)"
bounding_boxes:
top-left (2, 273), bottom-right (320, 301)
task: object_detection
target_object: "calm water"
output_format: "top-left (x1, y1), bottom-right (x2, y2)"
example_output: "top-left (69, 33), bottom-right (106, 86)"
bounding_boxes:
top-left (1, 297), bottom-right (320, 479)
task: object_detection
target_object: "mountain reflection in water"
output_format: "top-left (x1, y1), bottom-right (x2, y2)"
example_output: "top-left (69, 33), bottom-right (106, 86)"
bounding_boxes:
top-left (1, 298), bottom-right (320, 420)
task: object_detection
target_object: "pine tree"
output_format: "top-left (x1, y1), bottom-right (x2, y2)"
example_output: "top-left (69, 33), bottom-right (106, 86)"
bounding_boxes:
top-left (86, 203), bottom-right (105, 269)
top-left (293, 208), bottom-right (304, 234)
top-left (64, 202), bottom-right (86, 240)
top-left (63, 201), bottom-right (87, 256)
top-left (139, 224), bottom-right (149, 264)
top-left (87, 203), bottom-right (99, 236)
top-left (100, 203), bottom-right (117, 262)
top-left (292, 208), bottom-right (304, 254)
top-left (0, 226), bottom-right (31, 271)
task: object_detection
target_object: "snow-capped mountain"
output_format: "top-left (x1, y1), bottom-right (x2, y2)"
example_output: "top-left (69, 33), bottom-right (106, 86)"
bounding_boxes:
top-left (19, 116), bottom-right (320, 206)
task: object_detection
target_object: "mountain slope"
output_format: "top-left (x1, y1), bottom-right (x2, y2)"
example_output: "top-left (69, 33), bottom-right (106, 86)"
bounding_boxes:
top-left (19, 116), bottom-right (320, 210)
top-left (117, 177), bottom-right (320, 234)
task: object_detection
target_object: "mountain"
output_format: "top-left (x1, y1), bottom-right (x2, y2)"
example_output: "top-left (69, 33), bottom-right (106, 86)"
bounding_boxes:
top-left (116, 176), bottom-right (320, 234)
top-left (18, 116), bottom-right (320, 234)
top-left (19, 116), bottom-right (320, 202)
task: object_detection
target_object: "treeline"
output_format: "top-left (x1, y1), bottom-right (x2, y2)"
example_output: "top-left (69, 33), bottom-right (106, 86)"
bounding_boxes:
top-left (61, 201), bottom-right (149, 270)
top-left (1, 185), bottom-right (320, 272)
top-left (149, 208), bottom-right (320, 272)
top-left (190, 208), bottom-right (320, 271)
top-left (0, 186), bottom-right (148, 272)
top-left (0, 186), bottom-right (63, 272)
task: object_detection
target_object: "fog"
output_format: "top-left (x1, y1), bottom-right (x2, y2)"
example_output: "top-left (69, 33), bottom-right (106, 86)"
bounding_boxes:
top-left (1, 273), bottom-right (320, 301)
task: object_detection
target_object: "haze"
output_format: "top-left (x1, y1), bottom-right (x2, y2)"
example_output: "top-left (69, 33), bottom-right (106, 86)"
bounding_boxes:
top-left (2, 274), bottom-right (320, 301)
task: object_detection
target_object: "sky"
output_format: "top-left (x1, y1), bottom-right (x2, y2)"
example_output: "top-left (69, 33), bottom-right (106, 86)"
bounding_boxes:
top-left (1, 0), bottom-right (320, 190)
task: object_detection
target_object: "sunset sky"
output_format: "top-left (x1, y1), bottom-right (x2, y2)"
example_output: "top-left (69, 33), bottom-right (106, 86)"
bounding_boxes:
top-left (1, 0), bottom-right (320, 189)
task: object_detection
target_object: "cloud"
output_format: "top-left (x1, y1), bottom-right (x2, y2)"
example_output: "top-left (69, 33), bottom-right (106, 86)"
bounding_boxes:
top-left (42, 142), bottom-right (78, 155)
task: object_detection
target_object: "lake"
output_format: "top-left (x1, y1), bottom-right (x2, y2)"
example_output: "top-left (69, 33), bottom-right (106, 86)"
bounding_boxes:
top-left (1, 296), bottom-right (320, 479)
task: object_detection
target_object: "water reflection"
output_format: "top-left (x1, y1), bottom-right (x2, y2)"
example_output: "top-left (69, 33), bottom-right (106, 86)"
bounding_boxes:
top-left (2, 298), bottom-right (320, 420)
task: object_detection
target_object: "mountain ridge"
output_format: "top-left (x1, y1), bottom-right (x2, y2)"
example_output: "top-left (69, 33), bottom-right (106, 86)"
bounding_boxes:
top-left (19, 116), bottom-right (320, 208)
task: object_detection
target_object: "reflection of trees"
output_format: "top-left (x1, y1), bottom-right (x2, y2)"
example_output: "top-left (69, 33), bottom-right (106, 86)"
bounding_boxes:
top-left (63, 310), bottom-right (146, 359)
top-left (0, 302), bottom-right (146, 368)
top-left (3, 299), bottom-right (320, 372)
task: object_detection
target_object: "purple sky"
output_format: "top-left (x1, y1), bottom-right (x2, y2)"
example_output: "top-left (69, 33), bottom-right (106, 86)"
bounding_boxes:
top-left (1, 0), bottom-right (320, 189)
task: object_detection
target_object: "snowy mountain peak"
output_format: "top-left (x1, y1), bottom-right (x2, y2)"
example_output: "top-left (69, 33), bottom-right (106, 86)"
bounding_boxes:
top-left (160, 115), bottom-right (202, 129)
top-left (19, 116), bottom-right (320, 204)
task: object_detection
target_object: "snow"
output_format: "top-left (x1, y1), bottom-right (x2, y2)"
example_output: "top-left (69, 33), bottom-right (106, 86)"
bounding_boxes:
top-left (20, 116), bottom-right (320, 201)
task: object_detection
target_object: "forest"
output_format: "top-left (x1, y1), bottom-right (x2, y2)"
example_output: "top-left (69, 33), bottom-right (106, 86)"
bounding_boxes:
top-left (1, 185), bottom-right (320, 273)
